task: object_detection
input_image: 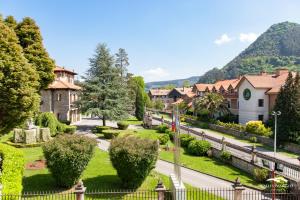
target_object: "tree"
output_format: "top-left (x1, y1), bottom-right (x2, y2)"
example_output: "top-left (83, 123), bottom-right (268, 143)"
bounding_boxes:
top-left (79, 43), bottom-right (129, 126)
top-left (273, 72), bottom-right (300, 143)
top-left (0, 19), bottom-right (40, 134)
top-left (15, 17), bottom-right (55, 89)
top-left (115, 48), bottom-right (129, 77)
top-left (162, 84), bottom-right (176, 89)
top-left (183, 80), bottom-right (191, 88)
top-left (178, 101), bottom-right (188, 114)
top-left (135, 85), bottom-right (145, 120)
top-left (4, 15), bottom-right (17, 29)
top-left (153, 99), bottom-right (165, 110)
top-left (194, 93), bottom-right (225, 118)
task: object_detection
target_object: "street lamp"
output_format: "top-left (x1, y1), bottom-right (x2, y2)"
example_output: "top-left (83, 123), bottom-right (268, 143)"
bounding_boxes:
top-left (271, 110), bottom-right (281, 200)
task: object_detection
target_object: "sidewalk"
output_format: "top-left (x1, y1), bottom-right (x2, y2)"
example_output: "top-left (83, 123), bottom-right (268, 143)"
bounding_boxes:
top-left (152, 114), bottom-right (299, 165)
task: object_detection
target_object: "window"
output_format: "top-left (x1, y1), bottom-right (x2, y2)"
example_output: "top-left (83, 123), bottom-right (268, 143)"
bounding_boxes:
top-left (258, 99), bottom-right (264, 107)
top-left (57, 93), bottom-right (62, 101)
top-left (258, 115), bottom-right (264, 121)
top-left (227, 101), bottom-right (231, 108)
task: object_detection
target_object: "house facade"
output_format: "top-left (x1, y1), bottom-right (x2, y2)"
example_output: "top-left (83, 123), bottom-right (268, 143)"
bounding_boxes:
top-left (40, 66), bottom-right (81, 123)
top-left (235, 69), bottom-right (292, 124)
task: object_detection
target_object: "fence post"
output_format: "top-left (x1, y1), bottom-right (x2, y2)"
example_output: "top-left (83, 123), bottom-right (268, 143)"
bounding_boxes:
top-left (75, 180), bottom-right (86, 200)
top-left (221, 137), bottom-right (226, 151)
top-left (251, 146), bottom-right (257, 164)
top-left (155, 180), bottom-right (166, 200)
top-left (232, 177), bottom-right (245, 200)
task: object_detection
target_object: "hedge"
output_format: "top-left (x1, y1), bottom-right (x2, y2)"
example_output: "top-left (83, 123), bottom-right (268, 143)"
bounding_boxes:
top-left (94, 126), bottom-right (111, 133)
top-left (156, 124), bottom-right (169, 133)
top-left (180, 134), bottom-right (195, 147)
top-left (158, 134), bottom-right (170, 145)
top-left (187, 140), bottom-right (211, 156)
top-left (42, 135), bottom-right (97, 188)
top-left (102, 129), bottom-right (121, 139)
top-left (117, 121), bottom-right (129, 130)
top-left (245, 121), bottom-right (272, 136)
top-left (0, 143), bottom-right (24, 196)
top-left (109, 135), bottom-right (159, 188)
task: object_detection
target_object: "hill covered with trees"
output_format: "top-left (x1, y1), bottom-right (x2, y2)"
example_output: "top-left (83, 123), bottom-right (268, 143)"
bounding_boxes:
top-left (198, 21), bottom-right (300, 83)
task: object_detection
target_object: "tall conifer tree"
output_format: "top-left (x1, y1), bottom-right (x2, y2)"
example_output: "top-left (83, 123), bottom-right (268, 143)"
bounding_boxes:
top-left (79, 44), bottom-right (129, 126)
top-left (0, 18), bottom-right (40, 134)
top-left (15, 17), bottom-right (55, 89)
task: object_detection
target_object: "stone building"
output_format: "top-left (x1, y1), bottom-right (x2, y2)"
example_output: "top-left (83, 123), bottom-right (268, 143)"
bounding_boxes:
top-left (40, 66), bottom-right (81, 123)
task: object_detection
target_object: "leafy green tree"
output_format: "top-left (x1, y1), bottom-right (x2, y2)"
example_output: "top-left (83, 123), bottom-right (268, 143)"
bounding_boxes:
top-left (178, 101), bottom-right (188, 114)
top-left (274, 72), bottom-right (300, 143)
top-left (4, 15), bottom-right (17, 29)
top-left (115, 48), bottom-right (129, 77)
top-left (194, 93), bottom-right (225, 118)
top-left (0, 19), bottom-right (40, 134)
top-left (79, 43), bottom-right (129, 126)
top-left (15, 17), bottom-right (55, 89)
top-left (153, 99), bottom-right (165, 110)
top-left (135, 85), bottom-right (145, 120)
top-left (183, 80), bottom-right (191, 87)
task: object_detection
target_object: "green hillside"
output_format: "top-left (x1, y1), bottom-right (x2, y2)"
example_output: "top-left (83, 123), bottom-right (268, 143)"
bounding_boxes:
top-left (198, 21), bottom-right (300, 83)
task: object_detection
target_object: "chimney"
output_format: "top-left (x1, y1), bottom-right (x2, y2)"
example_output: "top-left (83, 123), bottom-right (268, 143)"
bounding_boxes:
top-left (276, 68), bottom-right (289, 76)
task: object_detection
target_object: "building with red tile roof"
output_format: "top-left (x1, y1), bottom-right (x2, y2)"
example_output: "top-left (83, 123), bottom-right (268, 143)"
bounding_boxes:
top-left (40, 66), bottom-right (81, 123)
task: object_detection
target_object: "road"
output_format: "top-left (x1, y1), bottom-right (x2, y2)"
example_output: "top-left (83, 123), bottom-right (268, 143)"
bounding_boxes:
top-left (74, 117), bottom-right (256, 191)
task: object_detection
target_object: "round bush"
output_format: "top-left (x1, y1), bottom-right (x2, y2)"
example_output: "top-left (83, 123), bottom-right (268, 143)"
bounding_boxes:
top-left (109, 135), bottom-right (159, 188)
top-left (117, 121), bottom-right (129, 130)
top-left (42, 135), bottom-right (97, 188)
top-left (102, 129), bottom-right (121, 139)
top-left (158, 134), bottom-right (170, 145)
top-left (180, 134), bottom-right (195, 147)
top-left (253, 168), bottom-right (269, 183)
top-left (165, 129), bottom-right (175, 141)
top-left (249, 136), bottom-right (257, 143)
top-left (95, 126), bottom-right (111, 133)
top-left (187, 140), bottom-right (211, 156)
top-left (156, 124), bottom-right (169, 133)
top-left (220, 150), bottom-right (232, 163)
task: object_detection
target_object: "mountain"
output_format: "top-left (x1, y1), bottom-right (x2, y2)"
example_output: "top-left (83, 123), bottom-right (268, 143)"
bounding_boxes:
top-left (198, 21), bottom-right (300, 83)
top-left (145, 76), bottom-right (200, 90)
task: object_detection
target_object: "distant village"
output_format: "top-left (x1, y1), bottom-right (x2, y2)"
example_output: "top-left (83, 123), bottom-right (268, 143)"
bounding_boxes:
top-left (148, 68), bottom-right (291, 124)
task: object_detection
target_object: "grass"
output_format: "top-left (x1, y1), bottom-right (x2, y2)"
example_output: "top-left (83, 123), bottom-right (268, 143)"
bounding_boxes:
top-left (20, 145), bottom-right (223, 199)
top-left (159, 143), bottom-right (264, 189)
top-left (122, 116), bottom-right (143, 125)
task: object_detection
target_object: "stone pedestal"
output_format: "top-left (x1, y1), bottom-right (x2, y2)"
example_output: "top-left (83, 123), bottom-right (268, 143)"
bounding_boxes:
top-left (40, 128), bottom-right (51, 142)
top-left (24, 129), bottom-right (37, 144)
top-left (13, 129), bottom-right (24, 143)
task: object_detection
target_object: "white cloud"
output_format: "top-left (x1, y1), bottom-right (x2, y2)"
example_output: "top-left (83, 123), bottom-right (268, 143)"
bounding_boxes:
top-left (239, 33), bottom-right (258, 43)
top-left (214, 34), bottom-right (233, 45)
top-left (143, 67), bottom-right (169, 82)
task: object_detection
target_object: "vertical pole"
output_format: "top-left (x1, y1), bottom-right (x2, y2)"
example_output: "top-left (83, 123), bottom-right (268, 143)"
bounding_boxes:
top-left (155, 181), bottom-right (166, 200)
top-left (272, 114), bottom-right (277, 200)
top-left (232, 178), bottom-right (245, 200)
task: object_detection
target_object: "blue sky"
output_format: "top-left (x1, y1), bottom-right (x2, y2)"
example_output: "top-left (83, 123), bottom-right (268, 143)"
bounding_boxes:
top-left (1, 0), bottom-right (300, 82)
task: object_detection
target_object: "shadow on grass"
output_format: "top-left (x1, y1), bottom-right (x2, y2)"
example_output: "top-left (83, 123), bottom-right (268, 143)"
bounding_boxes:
top-left (23, 174), bottom-right (60, 192)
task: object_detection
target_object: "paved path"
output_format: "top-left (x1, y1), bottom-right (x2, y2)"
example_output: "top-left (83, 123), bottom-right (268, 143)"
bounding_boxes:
top-left (74, 118), bottom-right (256, 191)
top-left (152, 115), bottom-right (299, 165)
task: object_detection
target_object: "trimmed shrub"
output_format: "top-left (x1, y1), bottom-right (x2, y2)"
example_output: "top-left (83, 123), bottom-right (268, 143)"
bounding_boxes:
top-left (57, 122), bottom-right (67, 133)
top-left (249, 136), bottom-right (258, 143)
top-left (198, 122), bottom-right (209, 129)
top-left (220, 151), bottom-right (232, 163)
top-left (165, 129), bottom-right (175, 141)
top-left (187, 140), bottom-right (211, 156)
top-left (180, 134), bottom-right (195, 147)
top-left (102, 129), bottom-right (121, 139)
top-left (216, 121), bottom-right (245, 132)
top-left (117, 121), bottom-right (129, 130)
top-left (0, 143), bottom-right (24, 196)
top-left (60, 120), bottom-right (71, 125)
top-left (43, 135), bottom-right (96, 188)
top-left (64, 125), bottom-right (77, 134)
top-left (35, 112), bottom-right (58, 136)
top-left (156, 124), bottom-right (168, 133)
top-left (253, 168), bottom-right (269, 183)
top-left (158, 134), bottom-right (170, 145)
top-left (109, 135), bottom-right (159, 188)
top-left (95, 126), bottom-right (111, 133)
top-left (246, 121), bottom-right (272, 136)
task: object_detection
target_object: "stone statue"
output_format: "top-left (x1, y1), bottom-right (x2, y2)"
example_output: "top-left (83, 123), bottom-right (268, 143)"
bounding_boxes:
top-left (25, 118), bottom-right (37, 130)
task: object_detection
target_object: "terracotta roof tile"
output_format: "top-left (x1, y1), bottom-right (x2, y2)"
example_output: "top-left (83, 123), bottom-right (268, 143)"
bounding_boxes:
top-left (48, 80), bottom-right (81, 90)
top-left (54, 66), bottom-right (77, 75)
top-left (194, 84), bottom-right (214, 92)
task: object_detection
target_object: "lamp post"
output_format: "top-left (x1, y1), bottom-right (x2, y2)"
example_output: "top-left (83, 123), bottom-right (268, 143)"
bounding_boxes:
top-left (271, 110), bottom-right (281, 200)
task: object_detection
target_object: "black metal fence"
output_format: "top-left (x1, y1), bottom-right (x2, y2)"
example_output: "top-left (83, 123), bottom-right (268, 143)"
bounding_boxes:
top-left (1, 189), bottom-right (299, 200)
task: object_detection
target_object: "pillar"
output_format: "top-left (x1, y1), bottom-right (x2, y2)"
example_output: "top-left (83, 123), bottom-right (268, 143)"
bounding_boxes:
top-left (232, 177), bottom-right (245, 200)
top-left (74, 180), bottom-right (86, 200)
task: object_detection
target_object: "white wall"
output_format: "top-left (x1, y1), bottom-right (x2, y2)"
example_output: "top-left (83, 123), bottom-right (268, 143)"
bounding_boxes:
top-left (238, 80), bottom-right (270, 124)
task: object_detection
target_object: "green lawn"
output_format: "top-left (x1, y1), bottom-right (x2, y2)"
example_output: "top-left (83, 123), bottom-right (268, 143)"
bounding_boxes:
top-left (123, 116), bottom-right (143, 125)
